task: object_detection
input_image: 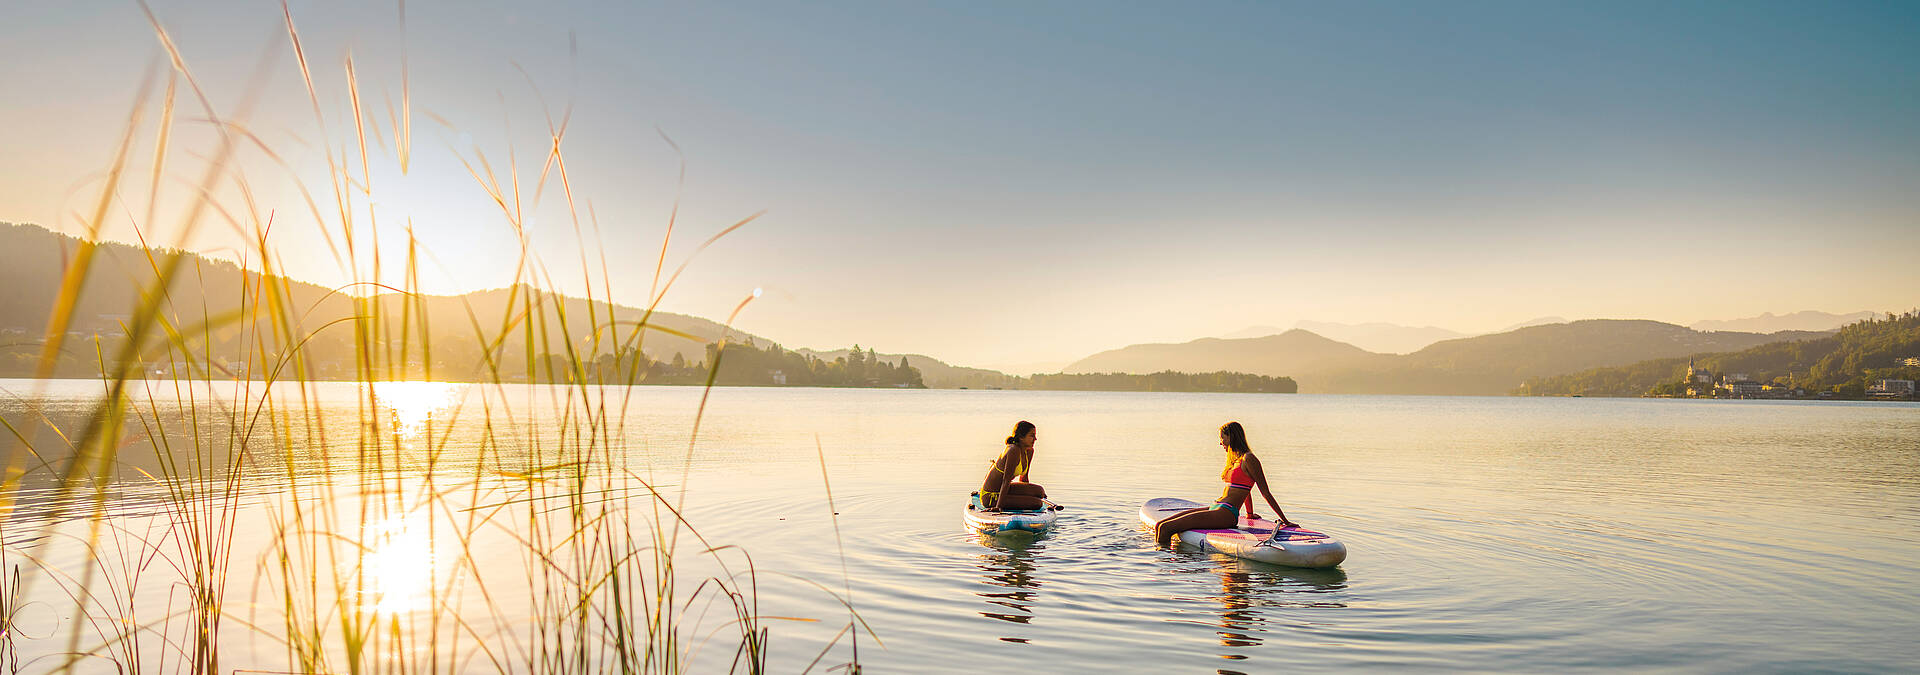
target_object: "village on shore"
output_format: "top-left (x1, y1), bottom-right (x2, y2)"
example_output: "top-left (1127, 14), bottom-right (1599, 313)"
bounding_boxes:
top-left (1648, 357), bottom-right (1918, 401)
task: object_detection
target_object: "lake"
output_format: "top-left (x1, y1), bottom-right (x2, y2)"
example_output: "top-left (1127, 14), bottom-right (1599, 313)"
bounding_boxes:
top-left (2, 380), bottom-right (1916, 672)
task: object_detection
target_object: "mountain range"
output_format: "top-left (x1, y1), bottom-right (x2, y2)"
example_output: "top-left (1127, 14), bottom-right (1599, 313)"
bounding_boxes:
top-left (1069, 330), bottom-right (1378, 380)
top-left (1687, 311), bottom-right (1879, 334)
top-left (0, 221), bottom-right (772, 375)
top-left (1288, 321), bottom-right (1468, 355)
top-left (1220, 312), bottom-right (1871, 356)
top-left (1068, 320), bottom-right (1835, 395)
top-left (0, 221), bottom-right (1870, 394)
top-left (0, 221), bottom-right (1027, 387)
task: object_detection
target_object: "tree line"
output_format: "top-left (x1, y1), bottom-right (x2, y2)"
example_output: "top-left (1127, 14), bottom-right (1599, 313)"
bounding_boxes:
top-left (3, 327), bottom-right (1304, 394)
top-left (359, 339), bottom-right (928, 388)
top-left (699, 341), bottom-right (925, 388)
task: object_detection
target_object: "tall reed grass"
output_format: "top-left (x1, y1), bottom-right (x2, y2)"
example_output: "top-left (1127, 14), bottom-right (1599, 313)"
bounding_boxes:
top-left (0, 2), bottom-right (863, 672)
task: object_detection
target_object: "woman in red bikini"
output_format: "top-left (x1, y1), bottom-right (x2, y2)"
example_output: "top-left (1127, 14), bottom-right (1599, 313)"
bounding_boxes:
top-left (1153, 421), bottom-right (1295, 547)
top-left (979, 420), bottom-right (1048, 512)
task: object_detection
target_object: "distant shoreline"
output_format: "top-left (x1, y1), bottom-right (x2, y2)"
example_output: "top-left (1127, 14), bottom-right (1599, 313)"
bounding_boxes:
top-left (0, 376), bottom-right (1297, 394)
top-left (9, 377), bottom-right (1918, 402)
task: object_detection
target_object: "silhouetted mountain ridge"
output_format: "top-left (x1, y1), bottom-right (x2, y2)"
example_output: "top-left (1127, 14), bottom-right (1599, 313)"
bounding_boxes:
top-left (1689, 310), bottom-right (1877, 333)
top-left (0, 221), bottom-right (1852, 393)
top-left (1067, 319), bottom-right (1833, 394)
top-left (1067, 329), bottom-right (1387, 378)
top-left (1221, 316), bottom-right (1573, 355)
top-left (0, 221), bottom-right (771, 376)
top-left (1290, 320), bottom-right (1468, 354)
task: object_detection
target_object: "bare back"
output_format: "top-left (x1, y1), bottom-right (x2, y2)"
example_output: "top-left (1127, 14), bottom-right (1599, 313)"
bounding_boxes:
top-left (980, 446), bottom-right (1028, 492)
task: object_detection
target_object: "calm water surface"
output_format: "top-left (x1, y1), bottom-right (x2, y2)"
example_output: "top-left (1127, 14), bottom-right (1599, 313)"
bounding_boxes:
top-left (3, 381), bottom-right (1917, 672)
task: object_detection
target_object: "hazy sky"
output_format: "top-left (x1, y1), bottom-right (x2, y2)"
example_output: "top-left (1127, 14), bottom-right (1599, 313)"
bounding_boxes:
top-left (3, 1), bottom-right (1916, 371)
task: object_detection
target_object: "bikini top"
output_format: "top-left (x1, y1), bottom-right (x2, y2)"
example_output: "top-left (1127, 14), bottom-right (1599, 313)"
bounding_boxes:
top-left (1222, 455), bottom-right (1253, 491)
top-left (993, 447), bottom-right (1029, 478)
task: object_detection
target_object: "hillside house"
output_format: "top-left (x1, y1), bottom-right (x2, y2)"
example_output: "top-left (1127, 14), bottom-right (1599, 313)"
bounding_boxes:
top-left (1686, 357), bottom-right (1713, 384)
top-left (1868, 379), bottom-right (1915, 398)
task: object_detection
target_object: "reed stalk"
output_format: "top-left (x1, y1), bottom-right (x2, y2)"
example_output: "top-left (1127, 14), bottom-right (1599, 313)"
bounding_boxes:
top-left (0, 3), bottom-right (865, 672)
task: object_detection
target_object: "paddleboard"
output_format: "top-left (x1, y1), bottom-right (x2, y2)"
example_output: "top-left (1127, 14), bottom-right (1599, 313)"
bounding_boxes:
top-left (1139, 497), bottom-right (1346, 568)
top-left (965, 491), bottom-right (1057, 536)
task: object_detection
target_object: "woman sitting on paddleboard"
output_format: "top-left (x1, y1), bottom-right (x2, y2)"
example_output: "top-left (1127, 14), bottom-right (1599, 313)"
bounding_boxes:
top-left (1154, 421), bottom-right (1295, 547)
top-left (980, 420), bottom-right (1048, 511)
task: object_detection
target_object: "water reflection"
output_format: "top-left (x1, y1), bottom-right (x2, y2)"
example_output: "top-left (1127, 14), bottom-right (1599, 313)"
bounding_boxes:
top-left (360, 511), bottom-right (436, 615)
top-left (1168, 558), bottom-right (1348, 669)
top-left (972, 536), bottom-right (1047, 643)
top-left (1215, 568), bottom-right (1264, 657)
top-left (366, 381), bottom-right (466, 440)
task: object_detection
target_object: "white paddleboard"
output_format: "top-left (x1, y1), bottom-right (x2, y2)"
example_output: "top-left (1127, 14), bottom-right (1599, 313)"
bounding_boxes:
top-left (1139, 496), bottom-right (1346, 568)
top-left (965, 491), bottom-right (1057, 536)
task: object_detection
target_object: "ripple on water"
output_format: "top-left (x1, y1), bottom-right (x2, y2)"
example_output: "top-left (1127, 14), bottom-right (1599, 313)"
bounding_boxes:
top-left (7, 387), bottom-right (1918, 672)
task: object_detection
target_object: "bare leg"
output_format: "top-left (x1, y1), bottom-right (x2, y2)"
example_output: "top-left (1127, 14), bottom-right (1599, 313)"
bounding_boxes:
top-left (1008, 482), bottom-right (1047, 500)
top-left (998, 494), bottom-right (1044, 510)
top-left (1153, 507), bottom-right (1207, 546)
top-left (1155, 507), bottom-right (1236, 547)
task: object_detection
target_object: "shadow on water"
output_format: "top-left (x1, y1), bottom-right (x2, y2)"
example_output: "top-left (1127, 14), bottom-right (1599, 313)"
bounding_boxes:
top-left (970, 533), bottom-right (1049, 643)
top-left (1165, 556), bottom-right (1348, 671)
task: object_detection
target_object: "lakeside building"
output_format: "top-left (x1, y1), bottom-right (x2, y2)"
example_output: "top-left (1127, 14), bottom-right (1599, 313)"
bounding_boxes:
top-left (1868, 379), bottom-right (1916, 399)
top-left (1686, 357), bottom-right (1713, 384)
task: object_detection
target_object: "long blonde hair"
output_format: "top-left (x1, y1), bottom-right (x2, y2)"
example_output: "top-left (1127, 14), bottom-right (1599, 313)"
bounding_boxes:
top-left (1219, 421), bottom-right (1250, 480)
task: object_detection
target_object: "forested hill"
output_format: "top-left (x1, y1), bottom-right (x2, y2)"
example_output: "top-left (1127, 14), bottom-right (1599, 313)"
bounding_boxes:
top-left (0, 221), bottom-right (779, 379)
top-left (1060, 319), bottom-right (1833, 394)
top-left (1065, 330), bottom-right (1384, 379)
top-left (1520, 313), bottom-right (1920, 397)
top-left (2, 221), bottom-right (1301, 391)
top-left (1309, 320), bottom-right (1833, 394)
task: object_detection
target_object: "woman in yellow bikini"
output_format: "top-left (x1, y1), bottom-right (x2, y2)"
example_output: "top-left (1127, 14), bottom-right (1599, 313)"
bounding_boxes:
top-left (980, 420), bottom-right (1048, 511)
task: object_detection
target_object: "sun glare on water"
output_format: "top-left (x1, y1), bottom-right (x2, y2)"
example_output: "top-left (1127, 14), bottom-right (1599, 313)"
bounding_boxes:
top-left (354, 382), bottom-right (465, 615)
top-left (360, 512), bottom-right (436, 615)
top-left (369, 381), bottom-right (467, 439)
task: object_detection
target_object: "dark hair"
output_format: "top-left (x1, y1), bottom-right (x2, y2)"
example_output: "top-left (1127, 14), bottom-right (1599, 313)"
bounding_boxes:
top-left (1220, 421), bottom-right (1251, 454)
top-left (1006, 420), bottom-right (1036, 446)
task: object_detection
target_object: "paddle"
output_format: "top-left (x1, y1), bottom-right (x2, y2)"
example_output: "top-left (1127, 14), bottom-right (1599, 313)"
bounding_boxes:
top-left (1260, 525), bottom-right (1329, 546)
top-left (1042, 498), bottom-right (1066, 512)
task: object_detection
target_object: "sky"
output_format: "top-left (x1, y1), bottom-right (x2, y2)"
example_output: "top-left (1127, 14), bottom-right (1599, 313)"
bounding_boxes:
top-left (2, 0), bottom-right (1916, 372)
